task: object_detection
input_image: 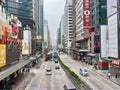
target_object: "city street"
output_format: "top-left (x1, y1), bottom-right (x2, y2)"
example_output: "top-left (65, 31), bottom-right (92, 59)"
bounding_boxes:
top-left (25, 60), bottom-right (72, 90)
top-left (59, 54), bottom-right (120, 90)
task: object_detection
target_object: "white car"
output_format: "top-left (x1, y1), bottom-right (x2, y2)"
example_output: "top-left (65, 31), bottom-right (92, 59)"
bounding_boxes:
top-left (46, 68), bottom-right (52, 75)
top-left (80, 68), bottom-right (88, 76)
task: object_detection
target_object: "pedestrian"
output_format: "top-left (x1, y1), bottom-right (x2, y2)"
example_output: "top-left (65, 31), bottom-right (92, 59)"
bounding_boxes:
top-left (115, 73), bottom-right (117, 78)
top-left (108, 75), bottom-right (110, 79)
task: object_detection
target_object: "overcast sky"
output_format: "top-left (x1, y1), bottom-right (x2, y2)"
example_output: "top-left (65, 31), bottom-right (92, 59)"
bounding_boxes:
top-left (44, 0), bottom-right (66, 45)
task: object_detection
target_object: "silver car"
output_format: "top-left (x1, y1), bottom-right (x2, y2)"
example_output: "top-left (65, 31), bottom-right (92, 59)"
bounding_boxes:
top-left (80, 68), bottom-right (88, 76)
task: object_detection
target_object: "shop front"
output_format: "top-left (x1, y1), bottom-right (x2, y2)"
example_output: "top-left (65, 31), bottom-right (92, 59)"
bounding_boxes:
top-left (87, 53), bottom-right (96, 65)
top-left (112, 60), bottom-right (120, 78)
top-left (78, 49), bottom-right (89, 62)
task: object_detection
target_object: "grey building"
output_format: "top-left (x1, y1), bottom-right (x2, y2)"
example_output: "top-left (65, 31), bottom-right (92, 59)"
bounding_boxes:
top-left (33, 0), bottom-right (44, 52)
top-left (4, 0), bottom-right (34, 29)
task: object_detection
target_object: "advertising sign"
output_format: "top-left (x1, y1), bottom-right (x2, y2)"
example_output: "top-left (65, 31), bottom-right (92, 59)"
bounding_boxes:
top-left (83, 0), bottom-right (92, 38)
top-left (0, 44), bottom-right (6, 67)
top-left (22, 30), bottom-right (31, 55)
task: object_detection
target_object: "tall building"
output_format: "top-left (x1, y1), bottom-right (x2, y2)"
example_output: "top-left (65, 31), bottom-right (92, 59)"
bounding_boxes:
top-left (3, 0), bottom-right (36, 54)
top-left (57, 22), bottom-right (61, 45)
top-left (71, 0), bottom-right (77, 59)
top-left (63, 0), bottom-right (73, 55)
top-left (106, 0), bottom-right (120, 72)
top-left (71, 0), bottom-right (92, 60)
top-left (91, 0), bottom-right (108, 69)
top-left (33, 0), bottom-right (44, 52)
top-left (60, 15), bottom-right (65, 49)
top-left (4, 0), bottom-right (34, 29)
top-left (91, 0), bottom-right (107, 53)
top-left (44, 20), bottom-right (51, 53)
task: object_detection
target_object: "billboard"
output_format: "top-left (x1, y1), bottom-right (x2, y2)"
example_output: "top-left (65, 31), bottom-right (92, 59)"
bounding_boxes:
top-left (0, 44), bottom-right (6, 68)
top-left (100, 25), bottom-right (107, 57)
top-left (107, 0), bottom-right (117, 17)
top-left (108, 14), bottom-right (118, 58)
top-left (22, 30), bottom-right (31, 55)
top-left (94, 35), bottom-right (100, 53)
top-left (83, 0), bottom-right (92, 38)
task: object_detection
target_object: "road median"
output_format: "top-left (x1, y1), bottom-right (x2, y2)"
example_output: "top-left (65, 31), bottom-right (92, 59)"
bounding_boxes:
top-left (58, 56), bottom-right (92, 90)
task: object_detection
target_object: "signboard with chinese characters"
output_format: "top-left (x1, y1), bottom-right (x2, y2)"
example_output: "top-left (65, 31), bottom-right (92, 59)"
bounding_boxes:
top-left (83, 0), bottom-right (92, 38)
top-left (112, 60), bottom-right (120, 66)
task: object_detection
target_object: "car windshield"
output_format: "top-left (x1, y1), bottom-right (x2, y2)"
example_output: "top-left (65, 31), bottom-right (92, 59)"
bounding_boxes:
top-left (46, 68), bottom-right (51, 72)
top-left (83, 69), bottom-right (87, 72)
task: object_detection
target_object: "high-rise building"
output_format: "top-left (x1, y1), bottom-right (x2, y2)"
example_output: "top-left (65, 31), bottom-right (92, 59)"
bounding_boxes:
top-left (60, 15), bottom-right (65, 48)
top-left (106, 0), bottom-right (120, 78)
top-left (92, 0), bottom-right (107, 53)
top-left (4, 0), bottom-right (34, 28)
top-left (57, 22), bottom-right (61, 45)
top-left (71, 0), bottom-right (92, 60)
top-left (3, 0), bottom-right (36, 54)
top-left (33, 0), bottom-right (44, 52)
top-left (44, 20), bottom-right (51, 53)
top-left (63, 0), bottom-right (73, 55)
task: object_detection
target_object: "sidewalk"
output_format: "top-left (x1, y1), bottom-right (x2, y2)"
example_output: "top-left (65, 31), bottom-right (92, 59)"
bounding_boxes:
top-left (13, 73), bottom-right (34, 90)
top-left (12, 59), bottom-right (43, 90)
top-left (96, 69), bottom-right (120, 86)
top-left (59, 54), bottom-right (120, 86)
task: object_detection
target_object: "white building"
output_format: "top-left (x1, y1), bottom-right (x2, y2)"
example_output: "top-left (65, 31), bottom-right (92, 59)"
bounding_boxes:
top-left (75, 0), bottom-right (84, 41)
top-left (44, 20), bottom-right (51, 49)
top-left (60, 15), bottom-right (65, 46)
top-left (63, 0), bottom-right (73, 54)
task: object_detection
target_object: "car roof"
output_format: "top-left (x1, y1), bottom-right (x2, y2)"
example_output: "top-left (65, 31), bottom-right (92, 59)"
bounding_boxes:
top-left (46, 67), bottom-right (51, 70)
top-left (65, 84), bottom-right (76, 89)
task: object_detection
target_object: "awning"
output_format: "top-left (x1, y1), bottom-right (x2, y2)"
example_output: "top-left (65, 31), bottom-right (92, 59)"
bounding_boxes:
top-left (112, 60), bottom-right (120, 66)
top-left (87, 53), bottom-right (96, 57)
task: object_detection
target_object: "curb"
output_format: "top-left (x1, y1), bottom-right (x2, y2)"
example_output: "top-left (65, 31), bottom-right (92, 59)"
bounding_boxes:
top-left (94, 69), bottom-right (120, 86)
top-left (77, 60), bottom-right (120, 86)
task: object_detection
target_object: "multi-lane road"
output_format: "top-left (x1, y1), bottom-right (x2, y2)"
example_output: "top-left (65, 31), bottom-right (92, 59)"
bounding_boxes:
top-left (25, 60), bottom-right (72, 90)
top-left (25, 54), bottom-right (120, 90)
top-left (60, 54), bottom-right (120, 90)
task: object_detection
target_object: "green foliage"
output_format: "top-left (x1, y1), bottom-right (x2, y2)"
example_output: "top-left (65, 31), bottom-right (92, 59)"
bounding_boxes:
top-left (58, 57), bottom-right (83, 84)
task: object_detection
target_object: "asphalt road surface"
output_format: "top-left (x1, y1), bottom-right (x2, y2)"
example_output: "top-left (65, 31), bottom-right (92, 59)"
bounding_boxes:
top-left (25, 60), bottom-right (72, 90)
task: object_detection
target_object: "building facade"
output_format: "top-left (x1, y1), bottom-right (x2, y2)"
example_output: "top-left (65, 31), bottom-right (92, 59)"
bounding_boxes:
top-left (91, 0), bottom-right (108, 69)
top-left (63, 0), bottom-right (73, 55)
top-left (71, 0), bottom-right (92, 60)
top-left (3, 0), bottom-right (36, 54)
top-left (44, 20), bottom-right (51, 53)
top-left (106, 0), bottom-right (120, 77)
top-left (92, 0), bottom-right (107, 53)
top-left (33, 0), bottom-right (44, 52)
